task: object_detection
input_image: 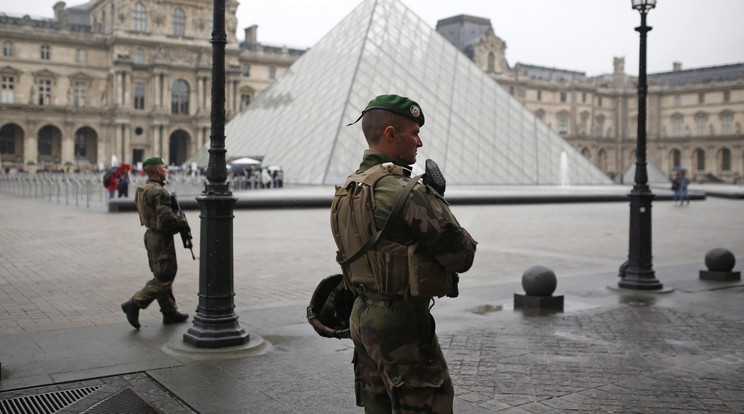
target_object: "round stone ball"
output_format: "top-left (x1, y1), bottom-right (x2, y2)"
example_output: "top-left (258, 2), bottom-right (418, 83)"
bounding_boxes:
top-left (522, 265), bottom-right (557, 296)
top-left (705, 248), bottom-right (736, 272)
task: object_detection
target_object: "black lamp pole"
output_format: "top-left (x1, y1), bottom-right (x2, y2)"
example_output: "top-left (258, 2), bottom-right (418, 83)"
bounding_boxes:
top-left (619, 0), bottom-right (663, 290)
top-left (183, 0), bottom-right (249, 347)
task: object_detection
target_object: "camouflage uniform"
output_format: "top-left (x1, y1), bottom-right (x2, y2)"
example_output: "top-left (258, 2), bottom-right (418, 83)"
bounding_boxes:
top-left (131, 178), bottom-right (188, 313)
top-left (336, 150), bottom-right (477, 413)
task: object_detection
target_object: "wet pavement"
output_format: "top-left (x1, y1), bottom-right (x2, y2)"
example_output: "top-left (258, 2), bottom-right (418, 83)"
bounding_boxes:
top-left (0, 188), bottom-right (743, 413)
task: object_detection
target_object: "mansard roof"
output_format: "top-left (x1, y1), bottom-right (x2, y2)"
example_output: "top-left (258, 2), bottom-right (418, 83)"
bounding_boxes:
top-left (649, 63), bottom-right (744, 86)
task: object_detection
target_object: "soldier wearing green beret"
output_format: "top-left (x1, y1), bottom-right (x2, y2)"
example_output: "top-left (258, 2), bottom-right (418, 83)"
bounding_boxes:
top-left (331, 94), bottom-right (477, 412)
top-left (121, 157), bottom-right (189, 329)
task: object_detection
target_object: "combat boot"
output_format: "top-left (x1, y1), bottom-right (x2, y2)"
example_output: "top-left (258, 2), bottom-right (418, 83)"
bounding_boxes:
top-left (121, 300), bottom-right (141, 329)
top-left (162, 310), bottom-right (189, 324)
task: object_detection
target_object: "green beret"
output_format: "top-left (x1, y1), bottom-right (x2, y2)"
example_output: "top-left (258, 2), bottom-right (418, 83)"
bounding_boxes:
top-left (142, 157), bottom-right (164, 166)
top-left (348, 94), bottom-right (425, 127)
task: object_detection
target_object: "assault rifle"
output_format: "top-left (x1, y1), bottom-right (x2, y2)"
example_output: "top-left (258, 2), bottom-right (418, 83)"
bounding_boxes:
top-left (171, 192), bottom-right (196, 260)
top-left (423, 159), bottom-right (459, 298)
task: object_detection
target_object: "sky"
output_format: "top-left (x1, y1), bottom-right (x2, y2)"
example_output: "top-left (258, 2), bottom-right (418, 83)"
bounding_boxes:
top-left (7, 0), bottom-right (744, 77)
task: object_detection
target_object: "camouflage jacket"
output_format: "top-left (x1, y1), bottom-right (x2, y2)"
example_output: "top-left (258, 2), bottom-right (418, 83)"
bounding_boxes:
top-left (135, 179), bottom-right (186, 233)
top-left (357, 150), bottom-right (476, 274)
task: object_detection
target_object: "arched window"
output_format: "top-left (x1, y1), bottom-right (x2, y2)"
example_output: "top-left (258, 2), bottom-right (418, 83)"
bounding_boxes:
top-left (172, 8), bottom-right (185, 36)
top-left (171, 79), bottom-right (189, 114)
top-left (487, 52), bottom-right (495, 72)
top-left (694, 149), bottom-right (705, 171)
top-left (720, 148), bottom-right (731, 171)
top-left (133, 3), bottom-right (147, 32)
top-left (74, 130), bottom-right (87, 157)
top-left (671, 149), bottom-right (681, 168)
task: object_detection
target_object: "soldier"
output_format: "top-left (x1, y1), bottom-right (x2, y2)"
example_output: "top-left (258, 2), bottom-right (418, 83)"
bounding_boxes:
top-left (331, 95), bottom-right (477, 413)
top-left (121, 157), bottom-right (189, 329)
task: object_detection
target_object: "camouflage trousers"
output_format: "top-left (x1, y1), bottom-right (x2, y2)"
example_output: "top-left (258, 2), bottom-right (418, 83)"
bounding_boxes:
top-left (349, 292), bottom-right (454, 414)
top-left (132, 229), bottom-right (178, 313)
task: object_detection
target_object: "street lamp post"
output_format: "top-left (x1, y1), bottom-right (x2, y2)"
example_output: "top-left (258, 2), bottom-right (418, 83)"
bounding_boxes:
top-left (619, 0), bottom-right (663, 290)
top-left (183, 0), bottom-right (249, 347)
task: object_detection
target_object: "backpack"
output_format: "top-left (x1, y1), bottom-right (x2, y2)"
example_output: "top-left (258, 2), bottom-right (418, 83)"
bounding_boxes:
top-left (102, 169), bottom-right (115, 187)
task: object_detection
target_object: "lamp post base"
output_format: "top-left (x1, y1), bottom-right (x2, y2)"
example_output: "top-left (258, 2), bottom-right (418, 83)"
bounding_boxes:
top-left (183, 314), bottom-right (249, 348)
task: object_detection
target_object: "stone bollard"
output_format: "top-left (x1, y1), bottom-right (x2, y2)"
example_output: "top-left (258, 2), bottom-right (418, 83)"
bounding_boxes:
top-left (514, 265), bottom-right (564, 310)
top-left (700, 248), bottom-right (740, 281)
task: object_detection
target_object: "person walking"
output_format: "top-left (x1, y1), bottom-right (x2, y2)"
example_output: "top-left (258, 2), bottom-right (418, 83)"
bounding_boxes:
top-left (331, 94), bottom-right (477, 413)
top-left (678, 170), bottom-right (690, 205)
top-left (121, 157), bottom-right (190, 329)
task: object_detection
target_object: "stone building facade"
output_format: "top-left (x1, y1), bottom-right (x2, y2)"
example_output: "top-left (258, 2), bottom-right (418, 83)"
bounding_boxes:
top-left (0, 0), bottom-right (303, 172)
top-left (437, 15), bottom-right (744, 183)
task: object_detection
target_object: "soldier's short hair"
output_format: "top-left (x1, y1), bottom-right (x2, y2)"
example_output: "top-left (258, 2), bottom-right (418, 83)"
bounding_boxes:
top-left (362, 109), bottom-right (408, 146)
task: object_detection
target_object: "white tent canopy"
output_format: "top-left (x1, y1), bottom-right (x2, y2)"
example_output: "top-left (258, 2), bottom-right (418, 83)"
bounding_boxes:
top-left (229, 157), bottom-right (261, 165)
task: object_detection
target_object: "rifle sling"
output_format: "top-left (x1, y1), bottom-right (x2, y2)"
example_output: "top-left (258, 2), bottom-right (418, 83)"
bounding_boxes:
top-left (338, 173), bottom-right (422, 266)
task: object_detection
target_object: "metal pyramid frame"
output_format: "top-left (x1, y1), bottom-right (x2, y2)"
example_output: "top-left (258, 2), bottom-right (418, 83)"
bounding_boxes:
top-left (195, 0), bottom-right (612, 186)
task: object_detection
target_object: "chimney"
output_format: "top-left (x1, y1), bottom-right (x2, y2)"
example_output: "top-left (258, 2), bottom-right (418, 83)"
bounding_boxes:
top-left (53, 2), bottom-right (66, 23)
top-left (244, 25), bottom-right (258, 44)
top-left (673, 62), bottom-right (682, 72)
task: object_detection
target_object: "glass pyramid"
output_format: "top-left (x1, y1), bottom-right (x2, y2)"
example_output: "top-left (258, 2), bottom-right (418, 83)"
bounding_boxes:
top-left (196, 0), bottom-right (612, 186)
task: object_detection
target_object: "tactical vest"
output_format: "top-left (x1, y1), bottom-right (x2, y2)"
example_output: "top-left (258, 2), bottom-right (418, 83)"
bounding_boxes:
top-left (135, 182), bottom-right (165, 231)
top-left (330, 163), bottom-right (451, 297)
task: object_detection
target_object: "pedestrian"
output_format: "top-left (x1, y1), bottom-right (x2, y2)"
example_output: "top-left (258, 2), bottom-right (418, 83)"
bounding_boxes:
top-left (330, 94), bottom-right (477, 413)
top-left (677, 170), bottom-right (690, 205)
top-left (671, 173), bottom-right (681, 204)
top-left (121, 157), bottom-right (190, 329)
top-left (117, 169), bottom-right (130, 198)
top-left (105, 170), bottom-right (117, 199)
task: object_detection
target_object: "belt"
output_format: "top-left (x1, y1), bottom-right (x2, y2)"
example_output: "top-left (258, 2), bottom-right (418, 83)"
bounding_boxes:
top-left (358, 287), bottom-right (431, 309)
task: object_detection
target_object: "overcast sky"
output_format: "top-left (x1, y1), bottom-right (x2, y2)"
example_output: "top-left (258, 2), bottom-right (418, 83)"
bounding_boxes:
top-left (9, 0), bottom-right (744, 77)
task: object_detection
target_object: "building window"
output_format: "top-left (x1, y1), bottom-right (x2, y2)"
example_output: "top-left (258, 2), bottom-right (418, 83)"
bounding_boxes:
top-left (38, 130), bottom-right (53, 156)
top-left (674, 95), bottom-right (681, 106)
top-left (721, 148), bottom-right (731, 171)
top-left (582, 93), bottom-right (586, 103)
top-left (559, 115), bottom-right (568, 134)
top-left (0, 125), bottom-right (15, 154)
top-left (3, 41), bottom-right (12, 57)
top-left (135, 48), bottom-right (145, 64)
top-left (695, 149), bottom-right (705, 171)
top-left (269, 66), bottom-right (276, 80)
top-left (723, 90), bottom-right (730, 103)
top-left (38, 79), bottom-right (51, 105)
top-left (487, 52), bottom-right (495, 72)
top-left (560, 92), bottom-right (566, 103)
top-left (242, 64), bottom-right (250, 77)
top-left (698, 93), bottom-right (704, 104)
top-left (580, 117), bottom-right (587, 136)
top-left (697, 117), bottom-right (706, 136)
top-left (672, 149), bottom-right (681, 168)
top-left (74, 131), bottom-right (87, 157)
top-left (241, 94), bottom-right (251, 109)
top-left (596, 118), bottom-right (604, 136)
top-left (133, 2), bottom-right (147, 32)
top-left (1, 75), bottom-right (14, 104)
top-left (75, 49), bottom-right (86, 64)
top-left (73, 81), bottom-right (86, 107)
top-left (537, 90), bottom-right (542, 101)
top-left (172, 8), bottom-right (185, 36)
top-left (672, 117), bottom-right (682, 137)
top-left (598, 97), bottom-right (603, 107)
top-left (40, 45), bottom-right (50, 60)
top-left (134, 82), bottom-right (145, 109)
top-left (171, 79), bottom-right (189, 114)
top-left (722, 115), bottom-right (731, 135)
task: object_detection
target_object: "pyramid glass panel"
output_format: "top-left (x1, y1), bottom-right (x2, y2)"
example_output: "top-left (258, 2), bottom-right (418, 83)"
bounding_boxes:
top-left (193, 0), bottom-right (611, 186)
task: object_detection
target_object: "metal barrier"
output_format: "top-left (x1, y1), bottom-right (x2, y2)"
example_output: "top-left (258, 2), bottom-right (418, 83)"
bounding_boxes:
top-left (0, 173), bottom-right (261, 209)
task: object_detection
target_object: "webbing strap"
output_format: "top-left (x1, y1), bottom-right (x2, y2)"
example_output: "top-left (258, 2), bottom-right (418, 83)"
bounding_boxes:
top-left (337, 174), bottom-right (422, 266)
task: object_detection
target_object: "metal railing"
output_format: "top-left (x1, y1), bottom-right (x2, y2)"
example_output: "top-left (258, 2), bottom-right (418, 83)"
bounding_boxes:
top-left (0, 173), bottom-right (282, 209)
